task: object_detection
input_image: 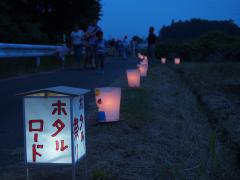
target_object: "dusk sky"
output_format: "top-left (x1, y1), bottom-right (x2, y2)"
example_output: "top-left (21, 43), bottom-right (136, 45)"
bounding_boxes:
top-left (99, 0), bottom-right (240, 39)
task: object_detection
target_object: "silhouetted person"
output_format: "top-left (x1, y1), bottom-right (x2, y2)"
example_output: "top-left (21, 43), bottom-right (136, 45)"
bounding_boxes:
top-left (70, 25), bottom-right (84, 66)
top-left (85, 19), bottom-right (101, 70)
top-left (122, 35), bottom-right (129, 59)
top-left (147, 27), bottom-right (157, 61)
top-left (95, 30), bottom-right (107, 74)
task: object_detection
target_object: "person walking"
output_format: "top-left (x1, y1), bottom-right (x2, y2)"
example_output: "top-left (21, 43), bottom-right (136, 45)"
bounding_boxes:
top-left (70, 25), bottom-right (84, 67)
top-left (85, 19), bottom-right (101, 70)
top-left (95, 30), bottom-right (107, 74)
top-left (147, 26), bottom-right (157, 62)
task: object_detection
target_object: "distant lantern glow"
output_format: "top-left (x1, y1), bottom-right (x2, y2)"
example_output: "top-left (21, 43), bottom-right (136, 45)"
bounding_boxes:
top-left (95, 87), bottom-right (121, 122)
top-left (126, 69), bottom-right (140, 87)
top-left (138, 64), bottom-right (148, 77)
top-left (161, 57), bottom-right (167, 64)
top-left (174, 58), bottom-right (181, 64)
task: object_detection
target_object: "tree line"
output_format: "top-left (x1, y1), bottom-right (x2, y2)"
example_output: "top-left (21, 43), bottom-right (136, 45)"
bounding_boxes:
top-left (159, 18), bottom-right (240, 41)
top-left (0, 0), bottom-right (101, 44)
top-left (156, 19), bottom-right (240, 62)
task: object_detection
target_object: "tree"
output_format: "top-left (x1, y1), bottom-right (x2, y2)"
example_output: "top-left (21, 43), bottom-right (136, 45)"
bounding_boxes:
top-left (159, 19), bottom-right (240, 41)
top-left (0, 0), bottom-right (102, 43)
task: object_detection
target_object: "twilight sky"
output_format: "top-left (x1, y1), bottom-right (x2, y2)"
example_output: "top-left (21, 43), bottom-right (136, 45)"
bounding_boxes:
top-left (99, 0), bottom-right (240, 39)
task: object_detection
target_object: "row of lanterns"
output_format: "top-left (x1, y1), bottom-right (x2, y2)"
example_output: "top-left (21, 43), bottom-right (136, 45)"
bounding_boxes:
top-left (161, 57), bottom-right (181, 65)
top-left (20, 52), bottom-right (178, 167)
top-left (95, 54), bottom-right (150, 123)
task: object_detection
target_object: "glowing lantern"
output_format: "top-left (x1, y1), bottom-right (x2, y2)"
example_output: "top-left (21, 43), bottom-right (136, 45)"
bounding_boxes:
top-left (174, 58), bottom-right (181, 64)
top-left (95, 87), bottom-right (121, 122)
top-left (19, 86), bottom-right (90, 165)
top-left (126, 69), bottom-right (140, 87)
top-left (161, 57), bottom-right (167, 64)
top-left (138, 63), bottom-right (148, 77)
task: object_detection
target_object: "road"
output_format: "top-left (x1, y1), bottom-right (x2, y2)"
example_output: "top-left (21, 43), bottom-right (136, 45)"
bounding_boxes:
top-left (0, 57), bottom-right (137, 149)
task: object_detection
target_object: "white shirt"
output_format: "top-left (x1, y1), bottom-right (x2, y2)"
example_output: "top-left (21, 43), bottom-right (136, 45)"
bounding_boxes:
top-left (71, 30), bottom-right (84, 45)
top-left (86, 25), bottom-right (101, 45)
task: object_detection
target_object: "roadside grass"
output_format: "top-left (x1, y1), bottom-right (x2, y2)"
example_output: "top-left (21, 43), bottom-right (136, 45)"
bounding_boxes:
top-left (170, 61), bottom-right (240, 179)
top-left (0, 55), bottom-right (75, 78)
top-left (121, 87), bottom-right (155, 129)
top-left (85, 63), bottom-right (213, 179)
top-left (3, 61), bottom-right (237, 179)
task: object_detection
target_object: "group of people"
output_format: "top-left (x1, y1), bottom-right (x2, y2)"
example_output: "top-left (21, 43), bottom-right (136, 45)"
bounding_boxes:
top-left (70, 19), bottom-right (105, 73)
top-left (69, 18), bottom-right (158, 73)
top-left (108, 36), bottom-right (137, 59)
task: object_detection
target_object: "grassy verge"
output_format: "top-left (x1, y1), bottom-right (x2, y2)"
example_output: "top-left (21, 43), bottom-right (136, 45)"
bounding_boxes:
top-left (0, 55), bottom-right (76, 78)
top-left (3, 62), bottom-right (234, 179)
top-left (170, 62), bottom-right (240, 179)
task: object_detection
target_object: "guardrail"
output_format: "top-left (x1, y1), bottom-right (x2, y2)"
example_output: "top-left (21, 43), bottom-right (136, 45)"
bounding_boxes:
top-left (0, 43), bottom-right (66, 67)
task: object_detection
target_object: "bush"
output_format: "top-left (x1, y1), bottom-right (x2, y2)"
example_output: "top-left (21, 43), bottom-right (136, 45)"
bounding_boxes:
top-left (156, 31), bottom-right (240, 62)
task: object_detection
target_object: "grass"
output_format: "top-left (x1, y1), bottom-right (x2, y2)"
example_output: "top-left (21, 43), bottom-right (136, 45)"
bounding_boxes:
top-left (171, 61), bottom-right (240, 179)
top-left (0, 55), bottom-right (76, 78)
top-left (4, 61), bottom-right (240, 179)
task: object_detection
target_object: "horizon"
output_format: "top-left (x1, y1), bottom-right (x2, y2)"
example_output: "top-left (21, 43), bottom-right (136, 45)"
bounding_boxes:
top-left (99, 0), bottom-right (240, 39)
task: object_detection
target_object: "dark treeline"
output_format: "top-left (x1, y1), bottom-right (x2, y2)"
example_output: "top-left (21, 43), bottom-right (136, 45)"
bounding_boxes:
top-left (156, 19), bottom-right (240, 62)
top-left (159, 19), bottom-right (240, 41)
top-left (0, 0), bottom-right (101, 44)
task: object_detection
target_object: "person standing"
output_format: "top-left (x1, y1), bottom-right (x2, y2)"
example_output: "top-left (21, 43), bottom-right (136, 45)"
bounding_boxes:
top-left (122, 35), bottom-right (129, 59)
top-left (131, 38), bottom-right (137, 58)
top-left (70, 25), bottom-right (84, 66)
top-left (147, 27), bottom-right (157, 62)
top-left (85, 19), bottom-right (101, 70)
top-left (95, 30), bottom-right (107, 74)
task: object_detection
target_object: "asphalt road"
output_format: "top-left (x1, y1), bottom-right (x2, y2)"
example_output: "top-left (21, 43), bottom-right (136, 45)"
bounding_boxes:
top-left (0, 57), bottom-right (137, 149)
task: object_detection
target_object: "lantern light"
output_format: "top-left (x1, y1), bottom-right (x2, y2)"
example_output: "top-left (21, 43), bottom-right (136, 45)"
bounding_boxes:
top-left (95, 87), bottom-right (121, 122)
top-left (19, 86), bottom-right (90, 164)
top-left (126, 69), bottom-right (140, 88)
top-left (161, 57), bottom-right (167, 64)
top-left (174, 58), bottom-right (181, 64)
top-left (137, 63), bottom-right (148, 77)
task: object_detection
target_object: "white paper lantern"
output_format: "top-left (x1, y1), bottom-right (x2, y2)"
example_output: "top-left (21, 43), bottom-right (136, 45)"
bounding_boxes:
top-left (126, 69), bottom-right (140, 87)
top-left (20, 86), bottom-right (90, 164)
top-left (174, 58), bottom-right (181, 64)
top-left (95, 87), bottom-right (121, 122)
top-left (137, 63), bottom-right (148, 77)
top-left (161, 57), bottom-right (167, 64)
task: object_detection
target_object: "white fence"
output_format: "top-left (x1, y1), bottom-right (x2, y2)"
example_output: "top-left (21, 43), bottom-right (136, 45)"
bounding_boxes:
top-left (0, 43), bottom-right (65, 67)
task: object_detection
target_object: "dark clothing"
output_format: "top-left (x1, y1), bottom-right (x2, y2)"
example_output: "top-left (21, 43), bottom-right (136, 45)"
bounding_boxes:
top-left (73, 45), bottom-right (83, 62)
top-left (147, 33), bottom-right (157, 45)
top-left (85, 45), bottom-right (96, 68)
top-left (96, 54), bottom-right (105, 70)
top-left (95, 39), bottom-right (106, 70)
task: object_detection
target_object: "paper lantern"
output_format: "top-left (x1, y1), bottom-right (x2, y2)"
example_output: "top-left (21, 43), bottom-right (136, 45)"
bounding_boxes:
top-left (95, 87), bottom-right (121, 122)
top-left (138, 63), bottom-right (148, 77)
top-left (20, 86), bottom-right (90, 165)
top-left (161, 57), bottom-right (167, 64)
top-left (174, 58), bottom-right (181, 64)
top-left (126, 69), bottom-right (140, 87)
